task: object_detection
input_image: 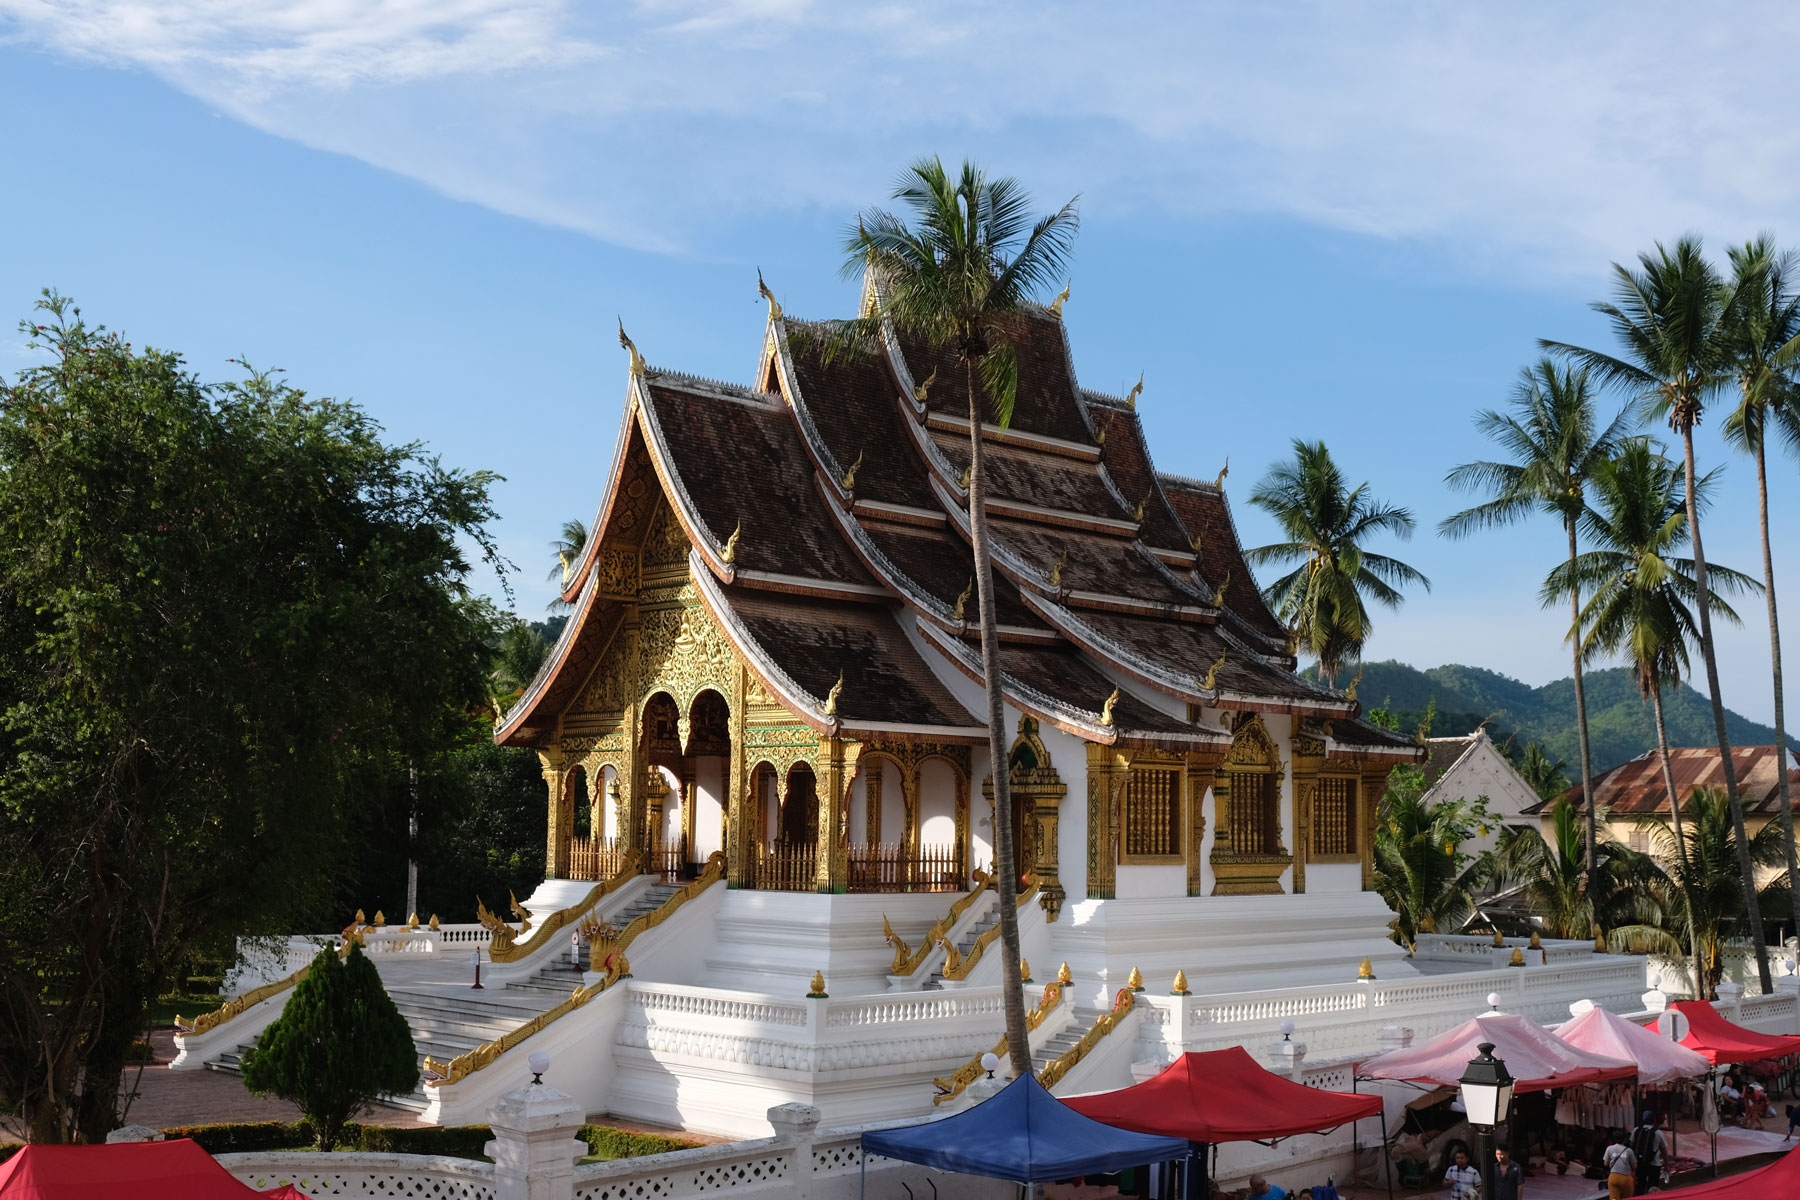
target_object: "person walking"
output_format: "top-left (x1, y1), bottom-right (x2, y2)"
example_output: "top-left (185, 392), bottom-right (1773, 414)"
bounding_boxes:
top-left (1493, 1146), bottom-right (1524, 1200)
top-left (1602, 1130), bottom-right (1638, 1199)
top-left (1630, 1112), bottom-right (1667, 1192)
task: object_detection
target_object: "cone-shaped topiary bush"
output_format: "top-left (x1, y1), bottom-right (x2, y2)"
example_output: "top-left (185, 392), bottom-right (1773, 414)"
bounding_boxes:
top-left (241, 942), bottom-right (420, 1149)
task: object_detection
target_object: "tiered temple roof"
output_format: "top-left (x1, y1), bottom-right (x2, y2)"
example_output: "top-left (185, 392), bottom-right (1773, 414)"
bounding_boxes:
top-left (498, 287), bottom-right (1417, 761)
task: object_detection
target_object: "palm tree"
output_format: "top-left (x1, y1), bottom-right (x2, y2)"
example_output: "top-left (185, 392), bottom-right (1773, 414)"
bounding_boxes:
top-left (1440, 358), bottom-right (1634, 876)
top-left (1545, 439), bottom-right (1758, 979)
top-left (1720, 236), bottom-right (1800, 950)
top-left (545, 518), bottom-right (588, 613)
top-left (491, 621), bottom-right (550, 697)
top-left (1517, 741), bottom-right (1571, 803)
top-left (842, 159), bottom-right (1078, 1079)
top-left (1494, 799), bottom-right (1663, 942)
top-left (1371, 770), bottom-right (1495, 946)
top-left (1542, 236), bottom-right (1774, 990)
top-left (1639, 787), bottom-right (1791, 998)
top-left (1244, 439), bottom-right (1429, 686)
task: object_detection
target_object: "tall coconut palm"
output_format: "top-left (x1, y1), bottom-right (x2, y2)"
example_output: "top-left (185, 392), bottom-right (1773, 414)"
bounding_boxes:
top-left (1720, 236), bottom-right (1800, 949)
top-left (1542, 236), bottom-right (1774, 990)
top-left (1244, 439), bottom-right (1429, 686)
top-left (842, 159), bottom-right (1078, 1078)
top-left (545, 518), bottom-right (588, 613)
top-left (1544, 439), bottom-right (1758, 986)
top-left (1440, 359), bottom-right (1634, 876)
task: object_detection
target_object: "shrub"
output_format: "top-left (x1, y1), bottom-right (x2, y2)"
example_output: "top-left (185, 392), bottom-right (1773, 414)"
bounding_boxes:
top-left (161, 1121), bottom-right (315, 1153)
top-left (358, 1124), bottom-right (493, 1160)
top-left (240, 944), bottom-right (419, 1150)
top-left (577, 1125), bottom-right (699, 1160)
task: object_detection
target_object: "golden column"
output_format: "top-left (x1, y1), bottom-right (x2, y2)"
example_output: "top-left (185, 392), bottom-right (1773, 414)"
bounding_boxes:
top-left (537, 746), bottom-right (570, 879)
top-left (1084, 745), bottom-right (1129, 900)
top-left (1184, 752), bottom-right (1220, 898)
top-left (1290, 734), bottom-right (1326, 895)
top-left (813, 738), bottom-right (862, 893)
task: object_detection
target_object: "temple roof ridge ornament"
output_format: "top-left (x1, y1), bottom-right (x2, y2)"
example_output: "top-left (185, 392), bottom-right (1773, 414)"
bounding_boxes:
top-left (821, 671), bottom-right (844, 718)
top-left (617, 318), bottom-right (647, 376)
top-left (1123, 374), bottom-right (1144, 411)
top-left (757, 267), bottom-right (782, 321)
top-left (1214, 459), bottom-right (1229, 489)
top-left (1099, 687), bottom-right (1120, 727)
top-left (839, 448), bottom-right (864, 493)
top-left (1048, 282), bottom-right (1072, 319)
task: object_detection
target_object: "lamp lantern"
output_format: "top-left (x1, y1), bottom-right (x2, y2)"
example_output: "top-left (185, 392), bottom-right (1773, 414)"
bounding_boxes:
top-left (980, 1051), bottom-right (1000, 1079)
top-left (1458, 1042), bottom-right (1515, 1130)
top-left (529, 1051), bottom-right (551, 1085)
top-left (1279, 1019), bottom-right (1296, 1041)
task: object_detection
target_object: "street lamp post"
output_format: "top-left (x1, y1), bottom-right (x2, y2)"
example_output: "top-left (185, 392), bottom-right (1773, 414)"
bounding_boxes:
top-left (1460, 1042), bottom-right (1515, 1200)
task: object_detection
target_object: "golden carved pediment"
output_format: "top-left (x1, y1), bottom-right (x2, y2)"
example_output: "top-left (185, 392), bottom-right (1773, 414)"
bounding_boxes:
top-left (1225, 713), bottom-right (1279, 771)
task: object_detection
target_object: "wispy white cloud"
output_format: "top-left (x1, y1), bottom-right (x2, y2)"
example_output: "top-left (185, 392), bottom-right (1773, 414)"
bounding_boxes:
top-left (5, 1), bottom-right (1799, 271)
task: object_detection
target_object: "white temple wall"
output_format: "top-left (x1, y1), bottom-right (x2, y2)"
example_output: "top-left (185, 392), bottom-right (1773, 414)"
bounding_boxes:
top-left (916, 758), bottom-right (958, 849)
top-left (1036, 717), bottom-right (1091, 903)
top-left (1306, 862), bottom-right (1362, 893)
top-left (1114, 864), bottom-right (1186, 899)
top-left (600, 765), bottom-right (621, 840)
top-left (657, 765), bottom-right (683, 845)
top-left (693, 756), bottom-right (725, 859)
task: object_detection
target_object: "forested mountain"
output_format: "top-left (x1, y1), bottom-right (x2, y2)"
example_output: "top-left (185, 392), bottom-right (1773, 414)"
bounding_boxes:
top-left (1327, 661), bottom-right (1796, 774)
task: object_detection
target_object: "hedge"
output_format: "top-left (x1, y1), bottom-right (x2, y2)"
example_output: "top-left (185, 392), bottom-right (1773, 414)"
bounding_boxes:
top-left (147, 1120), bottom-right (695, 1162)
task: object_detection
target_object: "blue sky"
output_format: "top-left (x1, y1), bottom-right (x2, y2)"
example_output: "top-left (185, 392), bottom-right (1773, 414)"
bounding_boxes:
top-left (1, 3), bottom-right (1795, 728)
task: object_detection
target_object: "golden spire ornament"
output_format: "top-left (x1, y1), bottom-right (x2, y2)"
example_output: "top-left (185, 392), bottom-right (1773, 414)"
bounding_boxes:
top-left (1057, 961), bottom-right (1073, 986)
top-left (1357, 956), bottom-right (1375, 980)
top-left (757, 266), bottom-right (782, 321)
top-left (808, 970), bottom-right (828, 998)
top-left (1124, 373), bottom-right (1143, 410)
top-left (1171, 969), bottom-right (1190, 996)
top-left (617, 318), bottom-right (647, 375)
top-left (1126, 965), bottom-right (1144, 992)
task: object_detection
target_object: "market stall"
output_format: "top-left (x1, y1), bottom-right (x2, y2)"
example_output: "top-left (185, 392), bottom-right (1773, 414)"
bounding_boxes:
top-left (861, 1073), bottom-right (1190, 1193)
top-left (1553, 1005), bottom-right (1711, 1085)
top-left (0, 1138), bottom-right (305, 1199)
top-left (1638, 1141), bottom-right (1800, 1197)
top-left (1668, 1000), bottom-right (1800, 1065)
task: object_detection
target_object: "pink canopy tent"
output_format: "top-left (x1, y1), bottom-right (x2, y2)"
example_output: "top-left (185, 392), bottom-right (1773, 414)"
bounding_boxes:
top-left (1358, 1012), bottom-right (1636, 1093)
top-left (1554, 1005), bottom-right (1711, 1086)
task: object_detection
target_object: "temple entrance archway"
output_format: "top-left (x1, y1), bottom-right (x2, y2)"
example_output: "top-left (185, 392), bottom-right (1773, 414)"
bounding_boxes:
top-left (684, 689), bottom-right (731, 869)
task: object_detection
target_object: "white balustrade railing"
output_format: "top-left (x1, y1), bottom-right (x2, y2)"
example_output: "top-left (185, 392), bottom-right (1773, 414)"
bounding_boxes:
top-left (222, 1150), bottom-right (497, 1199)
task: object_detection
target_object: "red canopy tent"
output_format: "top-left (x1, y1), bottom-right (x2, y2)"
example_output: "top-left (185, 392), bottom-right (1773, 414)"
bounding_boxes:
top-left (1641, 1141), bottom-right (1800, 1197)
top-left (1357, 1012), bottom-right (1636, 1093)
top-left (0, 1138), bottom-right (303, 1199)
top-left (1669, 1000), bottom-right (1800, 1065)
top-left (1064, 1046), bottom-right (1381, 1143)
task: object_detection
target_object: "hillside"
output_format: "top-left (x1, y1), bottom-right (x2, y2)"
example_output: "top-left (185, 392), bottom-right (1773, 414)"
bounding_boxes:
top-left (1330, 661), bottom-right (1797, 774)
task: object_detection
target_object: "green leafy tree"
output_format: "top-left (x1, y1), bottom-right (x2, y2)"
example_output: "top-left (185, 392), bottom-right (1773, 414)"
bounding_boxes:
top-left (1543, 236), bottom-right (1774, 990)
top-left (839, 158), bottom-right (1077, 1079)
top-left (0, 294), bottom-right (502, 1141)
top-left (1634, 787), bottom-right (1792, 998)
top-left (1245, 439), bottom-right (1429, 685)
top-left (492, 619), bottom-right (551, 698)
top-left (1517, 741), bottom-right (1571, 802)
top-left (1441, 358), bottom-right (1634, 878)
top-left (1372, 767), bottom-right (1495, 945)
top-left (1720, 237), bottom-right (1800, 949)
top-left (240, 944), bottom-right (419, 1149)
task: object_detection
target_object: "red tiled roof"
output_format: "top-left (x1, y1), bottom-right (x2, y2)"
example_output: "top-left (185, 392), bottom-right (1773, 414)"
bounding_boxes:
top-left (1529, 745), bottom-right (1799, 816)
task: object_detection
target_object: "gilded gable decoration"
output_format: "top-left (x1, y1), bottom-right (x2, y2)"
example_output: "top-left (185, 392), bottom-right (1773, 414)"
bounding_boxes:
top-left (1210, 712), bottom-right (1291, 896)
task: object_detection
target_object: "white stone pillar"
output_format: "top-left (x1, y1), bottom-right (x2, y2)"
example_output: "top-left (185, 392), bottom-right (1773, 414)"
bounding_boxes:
top-left (1375, 1025), bottom-right (1413, 1052)
top-left (1716, 980), bottom-right (1744, 1022)
top-left (486, 1074), bottom-right (588, 1200)
top-left (1263, 1034), bottom-right (1307, 1079)
top-left (768, 1103), bottom-right (823, 1200)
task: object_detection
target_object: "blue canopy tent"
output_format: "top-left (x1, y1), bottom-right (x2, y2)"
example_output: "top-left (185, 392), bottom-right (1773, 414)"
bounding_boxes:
top-left (860, 1074), bottom-right (1191, 1190)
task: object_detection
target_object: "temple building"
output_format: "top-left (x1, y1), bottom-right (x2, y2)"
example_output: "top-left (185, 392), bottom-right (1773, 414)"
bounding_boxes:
top-left (496, 272), bottom-right (1423, 990)
top-left (174, 274), bottom-right (1666, 1147)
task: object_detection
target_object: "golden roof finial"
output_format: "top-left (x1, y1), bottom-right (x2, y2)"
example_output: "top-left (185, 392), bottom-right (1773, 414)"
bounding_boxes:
top-left (1124, 373), bottom-right (1143, 410)
top-left (1214, 458), bottom-right (1229, 489)
top-left (840, 447), bottom-right (864, 492)
top-left (1049, 282), bottom-right (1071, 319)
top-left (1210, 568), bottom-right (1230, 608)
top-left (1126, 965), bottom-right (1144, 992)
top-left (1358, 956), bottom-right (1375, 980)
top-left (808, 970), bottom-right (828, 997)
top-left (1099, 687), bottom-right (1120, 727)
top-left (958, 465), bottom-right (971, 490)
top-left (1132, 492), bottom-right (1148, 522)
top-left (1048, 549), bottom-right (1067, 590)
top-left (1201, 653), bottom-right (1226, 693)
top-left (1093, 417), bottom-right (1108, 446)
top-left (951, 577), bottom-right (973, 622)
top-left (617, 318), bottom-right (646, 375)
top-left (1344, 669), bottom-right (1362, 703)
top-left (914, 368), bottom-right (936, 403)
top-left (1171, 969), bottom-right (1190, 995)
top-left (722, 520), bottom-right (741, 565)
top-left (1057, 961), bottom-right (1073, 986)
top-left (757, 267), bottom-right (782, 321)
top-left (821, 671), bottom-right (844, 717)
top-left (1187, 531), bottom-right (1203, 554)
top-left (1284, 629), bottom-right (1299, 657)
